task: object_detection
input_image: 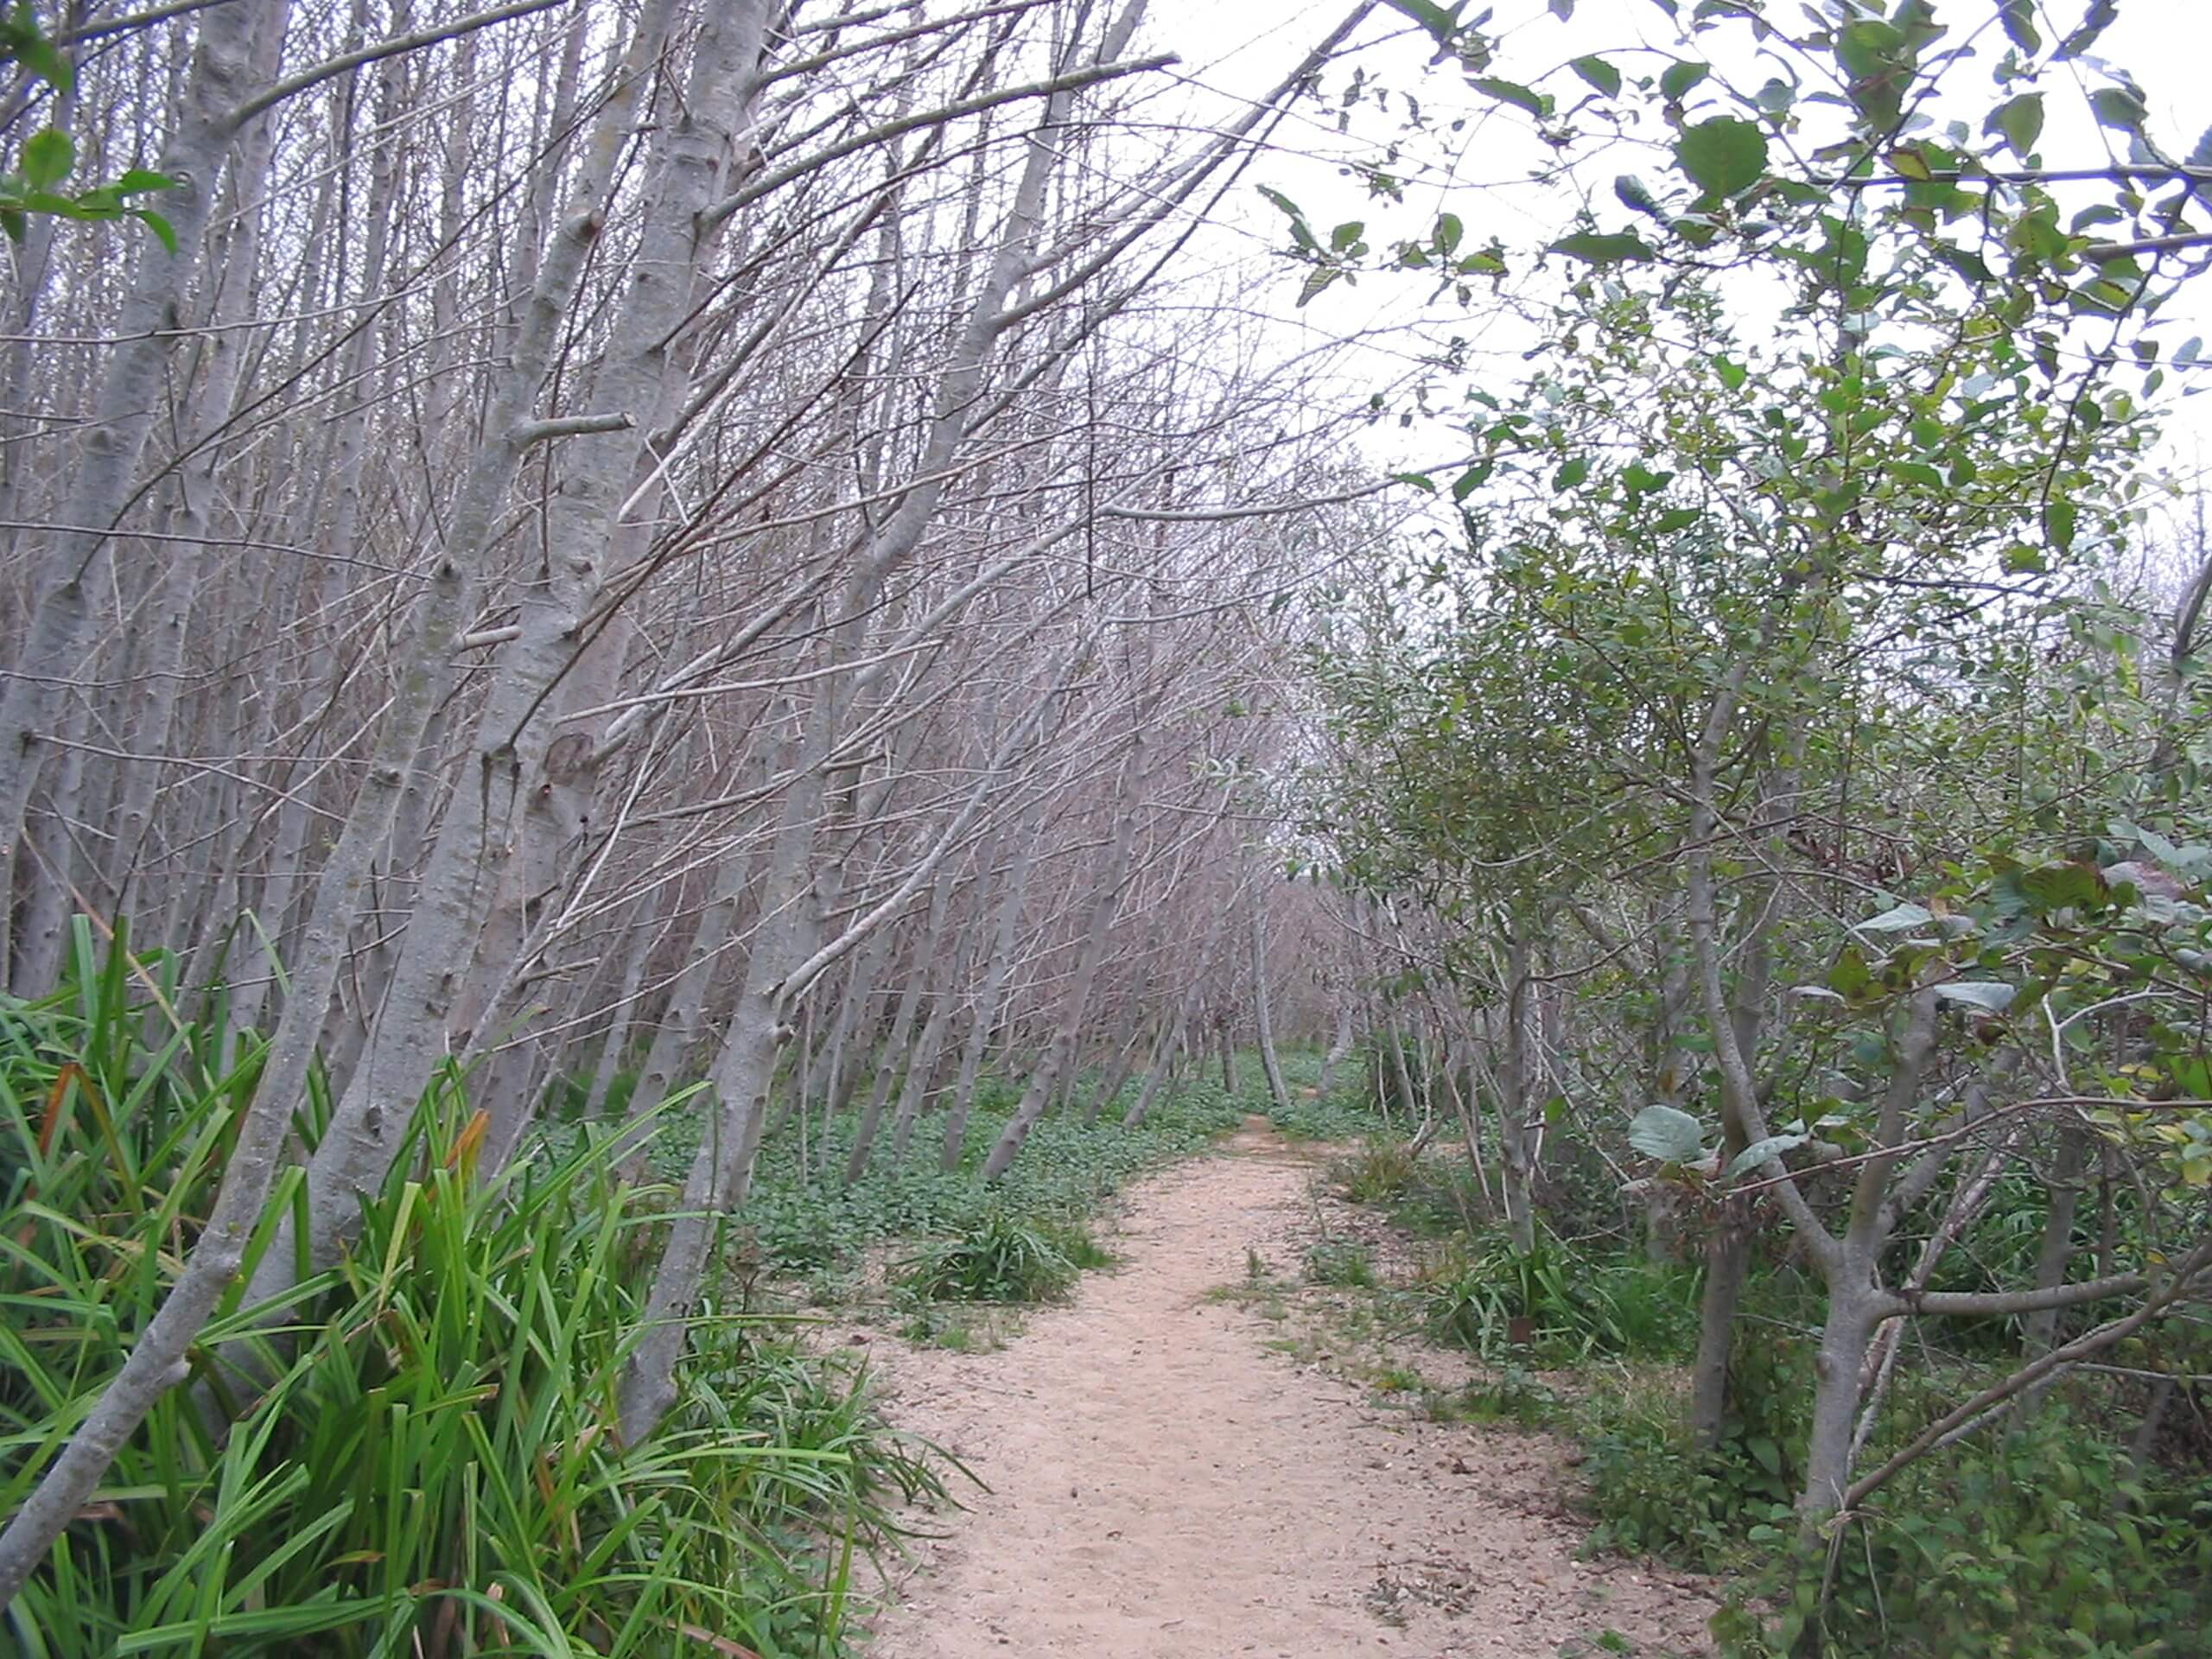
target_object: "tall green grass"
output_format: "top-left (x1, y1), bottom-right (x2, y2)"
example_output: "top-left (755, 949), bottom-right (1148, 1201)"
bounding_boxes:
top-left (0, 923), bottom-right (937, 1657)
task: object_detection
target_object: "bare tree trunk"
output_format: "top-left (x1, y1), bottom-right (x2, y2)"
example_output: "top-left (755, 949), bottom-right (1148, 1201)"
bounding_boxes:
top-left (887, 986), bottom-right (958, 1163)
top-left (944, 810), bottom-right (1041, 1171)
top-left (1083, 1015), bottom-right (1147, 1125)
top-left (2023, 1124), bottom-right (2092, 1353)
top-left (1315, 1005), bottom-right (1356, 1100)
top-left (1250, 880), bottom-right (1294, 1117)
top-left (583, 889), bottom-right (667, 1119)
top-left (982, 762), bottom-right (1140, 1179)
top-left (847, 860), bottom-right (954, 1180)
top-left (0, 0), bottom-right (276, 880)
top-left (1122, 1013), bottom-right (1182, 1128)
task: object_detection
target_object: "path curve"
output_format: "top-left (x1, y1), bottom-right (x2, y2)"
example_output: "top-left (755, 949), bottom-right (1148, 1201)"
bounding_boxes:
top-left (861, 1123), bottom-right (1715, 1657)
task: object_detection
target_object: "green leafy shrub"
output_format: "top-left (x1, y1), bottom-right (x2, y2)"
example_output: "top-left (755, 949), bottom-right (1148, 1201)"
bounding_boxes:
top-left (1578, 1326), bottom-right (1808, 1572)
top-left (1419, 1227), bottom-right (1695, 1364)
top-left (1717, 1407), bottom-right (2212, 1658)
top-left (897, 1211), bottom-right (1077, 1303)
top-left (1333, 1136), bottom-right (1420, 1203)
top-left (639, 1068), bottom-right (1243, 1277)
top-left (1424, 1365), bottom-right (1561, 1428)
top-left (1305, 1237), bottom-right (1378, 1287)
top-left (1263, 1047), bottom-right (1393, 1140)
top-left (0, 926), bottom-right (937, 1657)
top-left (1046, 1217), bottom-right (1115, 1270)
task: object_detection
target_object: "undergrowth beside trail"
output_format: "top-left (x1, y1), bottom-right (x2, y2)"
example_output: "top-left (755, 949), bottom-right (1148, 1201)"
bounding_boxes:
top-left (1295, 1132), bottom-right (2212, 1659)
top-left (0, 932), bottom-right (939, 1658)
top-left (548, 1048), bottom-right (1390, 1290)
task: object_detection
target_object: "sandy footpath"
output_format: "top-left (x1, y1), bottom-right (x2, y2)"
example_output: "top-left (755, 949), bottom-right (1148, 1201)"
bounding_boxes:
top-left (857, 1121), bottom-right (1716, 1657)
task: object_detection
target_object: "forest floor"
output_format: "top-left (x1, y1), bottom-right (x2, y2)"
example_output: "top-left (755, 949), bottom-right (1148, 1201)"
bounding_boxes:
top-left (853, 1117), bottom-right (1718, 1657)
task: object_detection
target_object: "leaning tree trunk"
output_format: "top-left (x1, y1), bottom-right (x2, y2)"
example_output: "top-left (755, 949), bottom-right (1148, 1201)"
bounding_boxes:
top-left (847, 859), bottom-right (955, 1180)
top-left (1250, 880), bottom-right (1294, 1118)
top-left (944, 810), bottom-right (1042, 1170)
top-left (0, 0), bottom-right (276, 900)
top-left (982, 763), bottom-right (1141, 1179)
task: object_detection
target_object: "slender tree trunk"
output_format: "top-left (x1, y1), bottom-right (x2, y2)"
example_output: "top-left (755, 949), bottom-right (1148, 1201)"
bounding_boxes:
top-left (1250, 882), bottom-right (1294, 1117)
top-left (2023, 1125), bottom-right (2091, 1353)
top-left (887, 988), bottom-right (957, 1162)
top-left (1316, 1005), bottom-right (1355, 1100)
top-left (0, 0), bottom-right (276, 880)
top-left (1083, 1015), bottom-right (1147, 1125)
top-left (847, 861), bottom-right (954, 1180)
top-left (1122, 1013), bottom-right (1182, 1128)
top-left (982, 762), bottom-right (1140, 1179)
top-left (944, 811), bottom-right (1041, 1170)
top-left (1689, 1211), bottom-right (1751, 1448)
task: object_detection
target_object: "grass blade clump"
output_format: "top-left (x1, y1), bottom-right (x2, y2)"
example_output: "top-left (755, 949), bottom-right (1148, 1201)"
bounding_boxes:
top-left (0, 927), bottom-right (935, 1656)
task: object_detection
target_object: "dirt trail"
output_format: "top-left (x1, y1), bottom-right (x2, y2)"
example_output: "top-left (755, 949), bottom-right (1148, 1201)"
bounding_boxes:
top-left (861, 1122), bottom-right (1715, 1657)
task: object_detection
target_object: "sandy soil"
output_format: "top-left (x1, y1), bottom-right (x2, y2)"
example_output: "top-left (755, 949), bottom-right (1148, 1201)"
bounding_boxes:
top-left (857, 1121), bottom-right (1717, 1658)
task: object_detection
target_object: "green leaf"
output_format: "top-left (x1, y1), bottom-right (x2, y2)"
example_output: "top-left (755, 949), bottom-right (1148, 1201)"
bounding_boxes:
top-left (1934, 981), bottom-right (2016, 1013)
top-left (1297, 265), bottom-right (1340, 306)
top-left (1256, 185), bottom-right (1318, 252)
top-left (1628, 1103), bottom-right (1706, 1163)
top-left (1470, 78), bottom-right (1549, 118)
top-left (1827, 947), bottom-right (1872, 999)
top-left (2022, 861), bottom-right (2107, 913)
top-left (1933, 242), bottom-right (1993, 284)
top-left (1330, 219), bottom-right (1364, 252)
top-left (2044, 498), bottom-right (2077, 552)
top-left (1548, 230), bottom-right (1656, 264)
top-left (1434, 212), bottom-right (1463, 253)
top-left (6, 13), bottom-right (72, 92)
top-left (1381, 0), bottom-right (1463, 42)
top-left (2089, 84), bottom-right (2147, 136)
top-left (1569, 54), bottom-right (1620, 98)
top-left (133, 209), bottom-right (178, 254)
top-left (1450, 461), bottom-right (1493, 503)
top-left (1836, 19), bottom-right (1910, 124)
top-left (1651, 506), bottom-right (1700, 534)
top-left (1986, 92), bottom-right (2044, 160)
top-left (1553, 455), bottom-right (1590, 490)
top-left (2060, 0), bottom-right (2119, 60)
top-left (1674, 117), bottom-right (1769, 201)
top-left (1615, 175), bottom-right (1667, 219)
top-left (1854, 902), bottom-right (1933, 933)
top-left (1835, 19), bottom-right (1907, 82)
top-left (1659, 60), bottom-right (1709, 103)
top-left (1727, 1134), bottom-right (1809, 1179)
top-left (112, 168), bottom-right (178, 196)
top-left (1999, 0), bottom-right (2040, 54)
top-left (1712, 355), bottom-right (1746, 391)
top-left (22, 128), bottom-right (72, 192)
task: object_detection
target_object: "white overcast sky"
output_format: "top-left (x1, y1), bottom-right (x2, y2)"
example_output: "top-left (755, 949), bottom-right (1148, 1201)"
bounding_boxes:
top-left (1137, 0), bottom-right (2212, 507)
